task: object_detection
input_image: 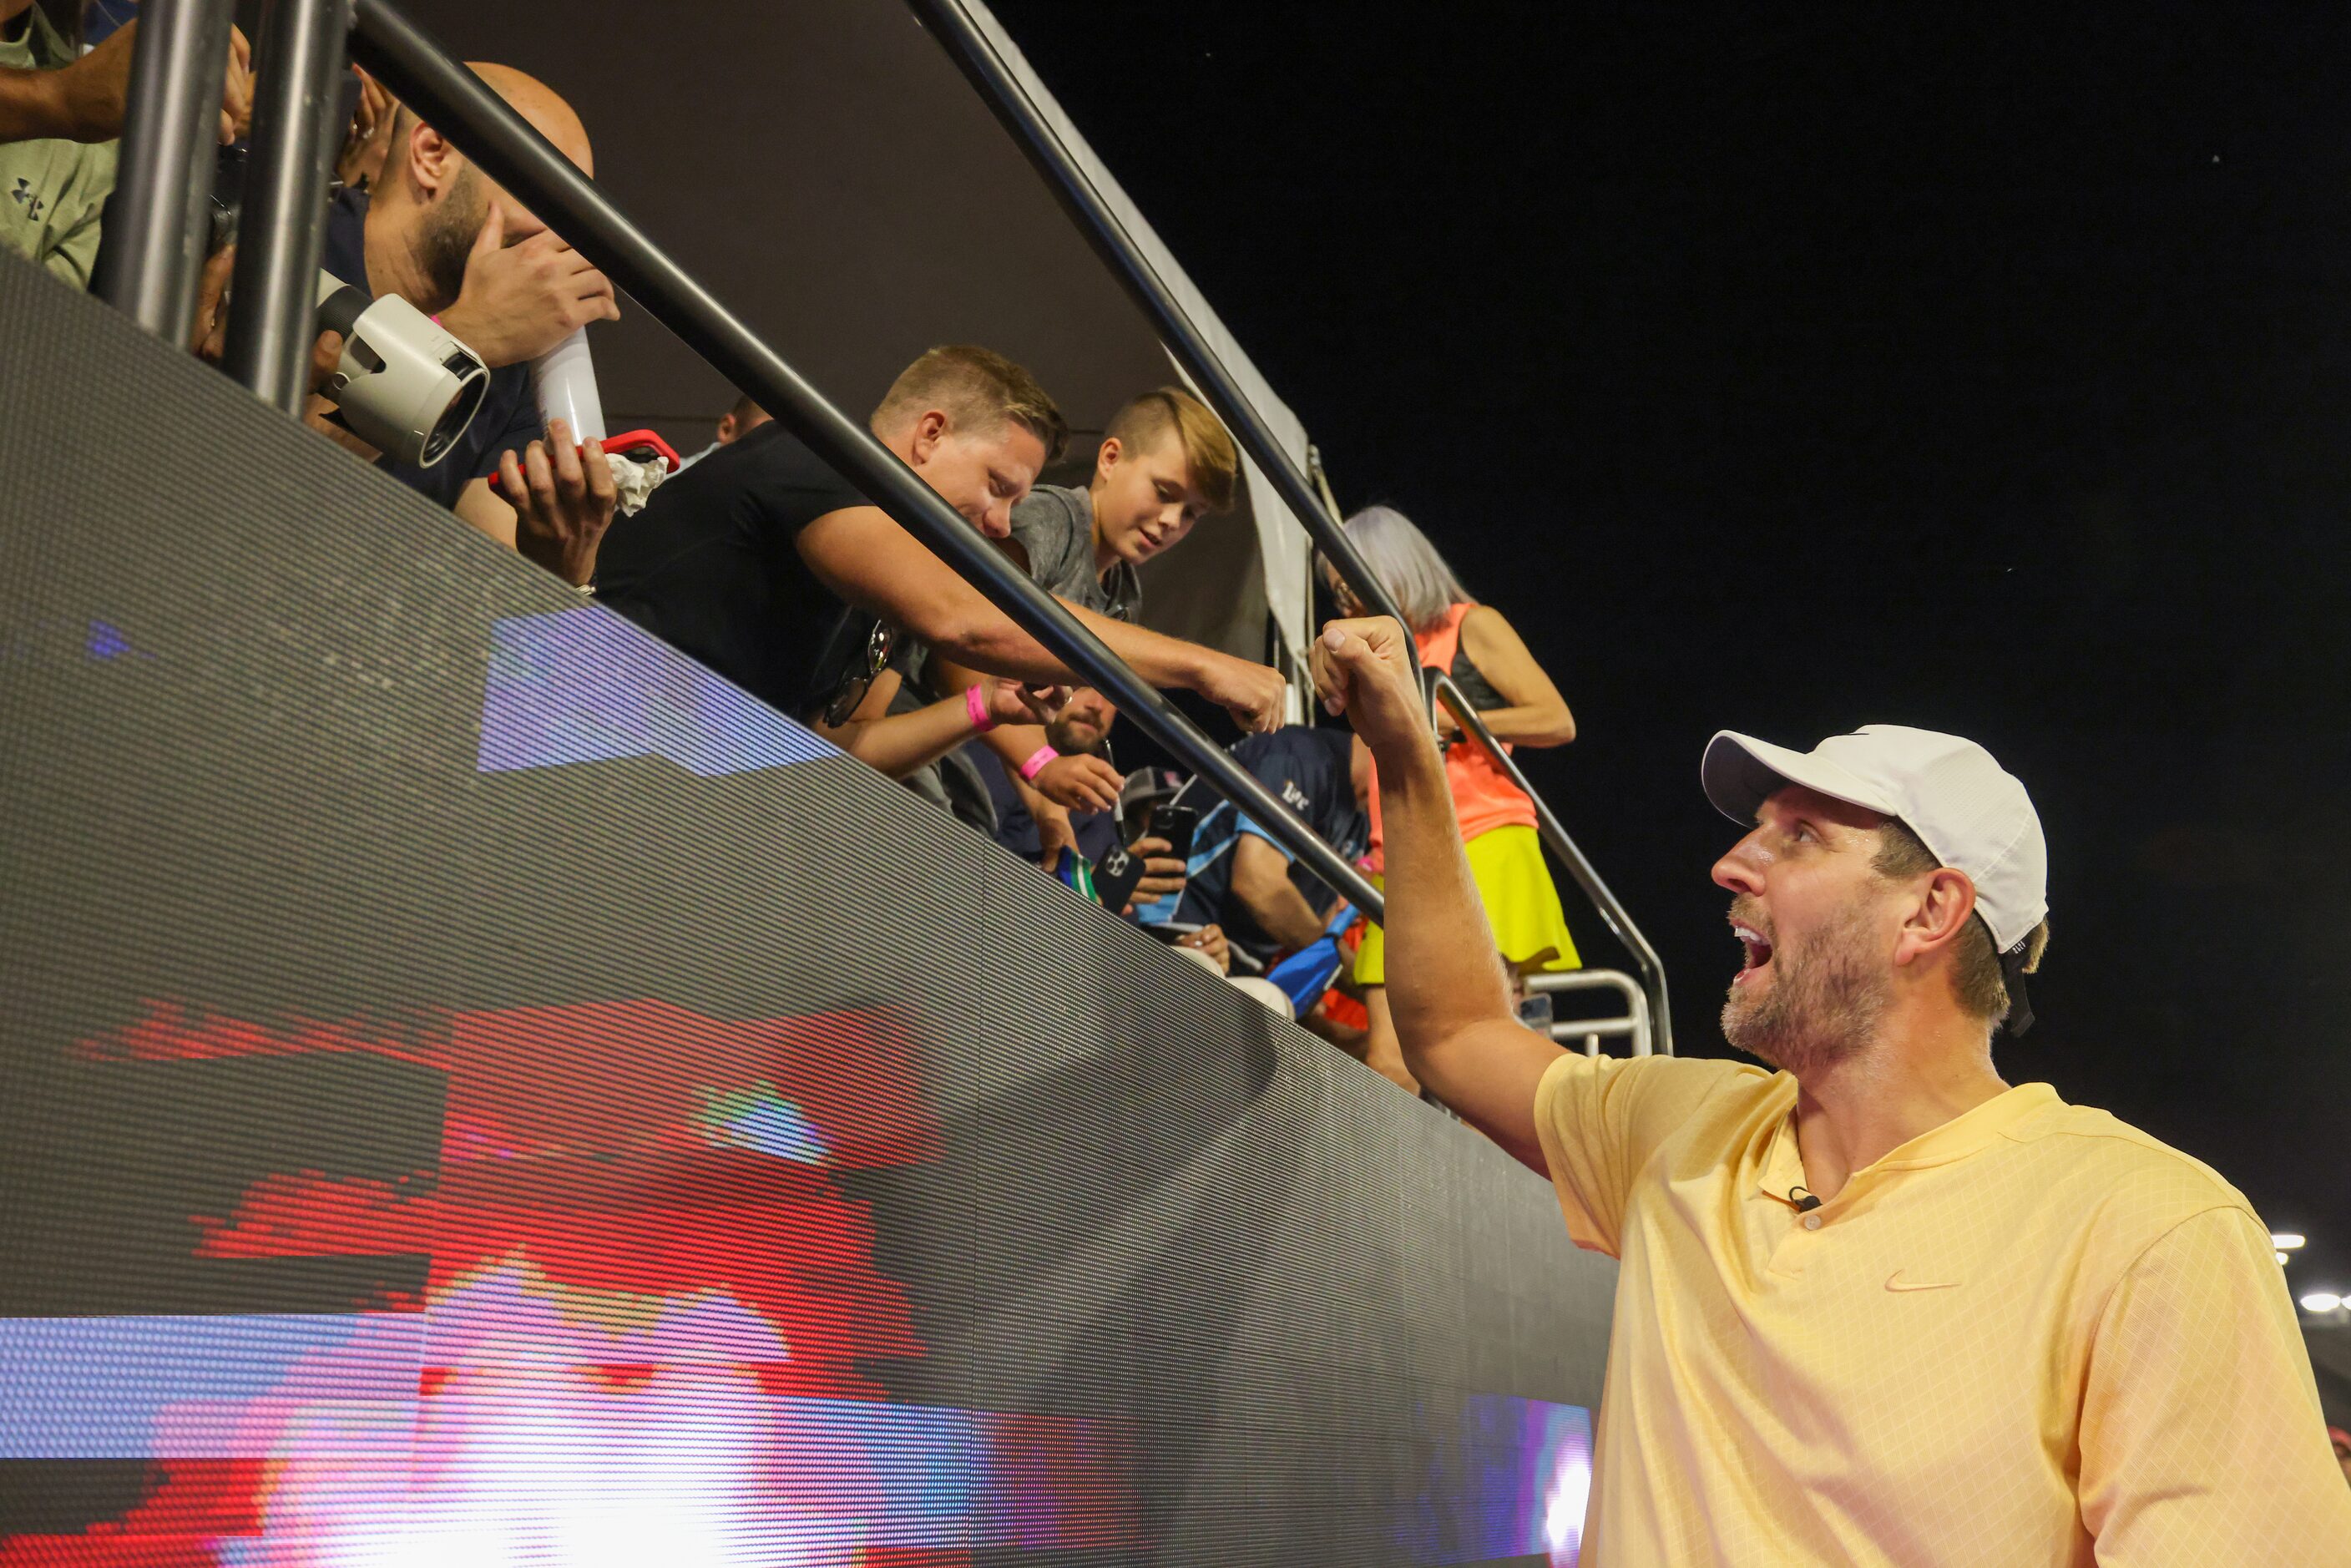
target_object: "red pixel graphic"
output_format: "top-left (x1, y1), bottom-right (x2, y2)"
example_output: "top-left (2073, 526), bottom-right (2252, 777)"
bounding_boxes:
top-left (3, 999), bottom-right (1135, 1567)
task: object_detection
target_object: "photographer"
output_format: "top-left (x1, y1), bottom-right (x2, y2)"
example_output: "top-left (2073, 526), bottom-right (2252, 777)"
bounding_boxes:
top-left (191, 62), bottom-right (619, 581)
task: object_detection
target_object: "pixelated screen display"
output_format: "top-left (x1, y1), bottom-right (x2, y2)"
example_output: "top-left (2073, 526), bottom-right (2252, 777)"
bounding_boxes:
top-left (0, 265), bottom-right (1608, 1565)
top-left (0, 995), bottom-right (1590, 1565)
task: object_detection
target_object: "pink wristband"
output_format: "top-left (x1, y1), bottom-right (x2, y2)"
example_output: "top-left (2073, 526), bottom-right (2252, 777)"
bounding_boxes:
top-left (965, 683), bottom-right (995, 731)
top-left (1019, 745), bottom-right (1061, 782)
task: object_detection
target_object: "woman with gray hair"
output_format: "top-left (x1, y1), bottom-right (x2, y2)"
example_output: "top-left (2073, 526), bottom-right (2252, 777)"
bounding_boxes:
top-left (1324, 504), bottom-right (1580, 1093)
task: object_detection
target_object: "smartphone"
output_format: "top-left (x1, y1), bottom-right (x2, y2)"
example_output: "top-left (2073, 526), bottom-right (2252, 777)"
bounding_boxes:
top-left (1092, 838), bottom-right (1146, 914)
top-left (1152, 805), bottom-right (1199, 865)
top-left (1099, 803), bottom-right (1200, 915)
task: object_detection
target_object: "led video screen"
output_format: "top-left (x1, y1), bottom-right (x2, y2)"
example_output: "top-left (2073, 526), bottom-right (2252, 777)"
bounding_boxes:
top-left (0, 262), bottom-right (1615, 1565)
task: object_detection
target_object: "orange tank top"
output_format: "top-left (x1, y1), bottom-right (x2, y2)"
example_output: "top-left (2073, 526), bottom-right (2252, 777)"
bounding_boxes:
top-left (1365, 604), bottom-right (1538, 859)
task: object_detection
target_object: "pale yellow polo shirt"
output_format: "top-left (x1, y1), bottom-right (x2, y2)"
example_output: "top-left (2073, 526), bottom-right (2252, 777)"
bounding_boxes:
top-left (1534, 1053), bottom-right (2351, 1565)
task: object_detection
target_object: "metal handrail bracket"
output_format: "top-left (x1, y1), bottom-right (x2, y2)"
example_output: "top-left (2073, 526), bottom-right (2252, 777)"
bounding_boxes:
top-left (1528, 969), bottom-right (1652, 1057)
top-left (1433, 674), bottom-right (1675, 1055)
top-left (345, 0), bottom-right (1382, 924)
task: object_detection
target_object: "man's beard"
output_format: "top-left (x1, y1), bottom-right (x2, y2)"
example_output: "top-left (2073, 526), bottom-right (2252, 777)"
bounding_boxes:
top-left (410, 166), bottom-right (484, 310)
top-left (1721, 895), bottom-right (1892, 1076)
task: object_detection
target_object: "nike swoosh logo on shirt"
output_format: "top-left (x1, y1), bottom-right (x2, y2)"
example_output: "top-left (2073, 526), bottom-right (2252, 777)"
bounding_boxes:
top-left (1885, 1272), bottom-right (1959, 1292)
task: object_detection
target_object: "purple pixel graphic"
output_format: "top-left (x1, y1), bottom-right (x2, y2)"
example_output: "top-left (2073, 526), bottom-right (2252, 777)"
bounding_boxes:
top-left (478, 607), bottom-right (837, 777)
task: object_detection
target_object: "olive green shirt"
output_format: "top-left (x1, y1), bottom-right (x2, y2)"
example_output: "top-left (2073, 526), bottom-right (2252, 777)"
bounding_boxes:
top-left (1, 6), bottom-right (116, 289)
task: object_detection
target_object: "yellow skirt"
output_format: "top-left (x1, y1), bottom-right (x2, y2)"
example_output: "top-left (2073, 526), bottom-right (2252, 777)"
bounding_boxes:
top-left (1354, 823), bottom-right (1580, 987)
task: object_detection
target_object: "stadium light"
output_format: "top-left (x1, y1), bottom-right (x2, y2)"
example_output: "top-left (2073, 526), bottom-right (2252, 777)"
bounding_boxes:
top-left (2273, 1232), bottom-right (2307, 1250)
top-left (2299, 1292), bottom-right (2343, 1313)
top-left (2277, 1251), bottom-right (2289, 1265)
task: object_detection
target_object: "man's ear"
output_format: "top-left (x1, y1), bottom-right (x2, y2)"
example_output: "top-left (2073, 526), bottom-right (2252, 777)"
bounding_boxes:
top-left (1095, 434), bottom-right (1123, 478)
top-left (906, 409), bottom-right (949, 466)
top-left (407, 121), bottom-right (461, 201)
top-left (1893, 867), bottom-right (1978, 969)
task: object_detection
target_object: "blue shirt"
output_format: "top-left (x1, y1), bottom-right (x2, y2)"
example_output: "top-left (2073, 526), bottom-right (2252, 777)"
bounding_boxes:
top-left (1137, 727), bottom-right (1367, 967)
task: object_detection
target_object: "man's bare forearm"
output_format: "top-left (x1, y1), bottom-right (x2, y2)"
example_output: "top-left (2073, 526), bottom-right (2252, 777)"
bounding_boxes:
top-left (1367, 731), bottom-right (1515, 1055)
top-left (1232, 837), bottom-right (1332, 951)
top-left (822, 692), bottom-right (981, 779)
top-left (1078, 609), bottom-right (1208, 690)
top-left (0, 68), bottom-right (69, 141)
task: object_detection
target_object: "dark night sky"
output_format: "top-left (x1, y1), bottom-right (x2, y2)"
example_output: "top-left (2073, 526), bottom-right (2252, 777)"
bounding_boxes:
top-left (994, 3), bottom-right (2351, 1293)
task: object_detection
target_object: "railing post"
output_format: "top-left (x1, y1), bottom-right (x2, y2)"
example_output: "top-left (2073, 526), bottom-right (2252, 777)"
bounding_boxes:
top-left (904, 0), bottom-right (1420, 680)
top-left (222, 0), bottom-right (354, 412)
top-left (93, 0), bottom-right (236, 343)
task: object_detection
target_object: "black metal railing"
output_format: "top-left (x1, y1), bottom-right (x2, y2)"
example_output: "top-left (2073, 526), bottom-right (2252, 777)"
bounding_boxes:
top-left (904, 0), bottom-right (1672, 1050)
top-left (176, 0), bottom-right (1373, 922)
top-left (100, 0), bottom-right (1676, 1050)
top-left (904, 0), bottom-right (1418, 673)
top-left (222, 0), bottom-right (354, 410)
top-left (91, 0), bottom-right (236, 341)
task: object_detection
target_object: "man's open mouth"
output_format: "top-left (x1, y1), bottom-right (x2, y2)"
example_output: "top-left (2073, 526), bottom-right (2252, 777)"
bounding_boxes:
top-left (1732, 920), bottom-right (1774, 986)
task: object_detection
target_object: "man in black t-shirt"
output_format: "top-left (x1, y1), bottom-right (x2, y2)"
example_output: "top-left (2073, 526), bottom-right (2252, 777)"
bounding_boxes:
top-left (594, 415), bottom-right (881, 721)
top-left (1138, 726), bottom-right (1372, 969)
top-left (593, 345), bottom-right (1292, 737)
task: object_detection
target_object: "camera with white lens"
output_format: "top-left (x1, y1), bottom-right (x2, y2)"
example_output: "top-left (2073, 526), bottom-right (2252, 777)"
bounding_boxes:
top-left (313, 271), bottom-right (490, 468)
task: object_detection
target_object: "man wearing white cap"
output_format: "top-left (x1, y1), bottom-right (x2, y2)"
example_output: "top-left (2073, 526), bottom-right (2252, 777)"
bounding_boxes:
top-left (1309, 615), bottom-right (2351, 1565)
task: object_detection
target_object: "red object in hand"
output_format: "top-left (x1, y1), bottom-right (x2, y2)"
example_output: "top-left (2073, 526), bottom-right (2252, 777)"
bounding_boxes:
top-left (597, 428), bottom-right (683, 472)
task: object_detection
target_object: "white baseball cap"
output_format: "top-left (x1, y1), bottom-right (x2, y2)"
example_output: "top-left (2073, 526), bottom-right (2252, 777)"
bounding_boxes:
top-left (1700, 724), bottom-right (2049, 954)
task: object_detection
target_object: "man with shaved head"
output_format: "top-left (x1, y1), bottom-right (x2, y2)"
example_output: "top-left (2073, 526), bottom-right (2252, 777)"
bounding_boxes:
top-left (301, 61), bottom-right (617, 567)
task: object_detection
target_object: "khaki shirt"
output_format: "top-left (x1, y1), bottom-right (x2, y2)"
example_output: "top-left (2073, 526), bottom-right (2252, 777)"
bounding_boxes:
top-left (1, 7), bottom-right (117, 289)
top-left (1534, 1054), bottom-right (2351, 1565)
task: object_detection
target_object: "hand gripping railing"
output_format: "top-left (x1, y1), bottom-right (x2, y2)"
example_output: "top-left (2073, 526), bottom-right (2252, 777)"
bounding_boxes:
top-left (1431, 675), bottom-right (1675, 1056)
top-left (326, 1), bottom-right (1380, 924)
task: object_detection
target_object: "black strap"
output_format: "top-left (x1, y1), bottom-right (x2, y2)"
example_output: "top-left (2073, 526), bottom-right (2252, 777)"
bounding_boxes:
top-left (315, 281), bottom-right (372, 341)
top-left (2000, 940), bottom-right (2036, 1036)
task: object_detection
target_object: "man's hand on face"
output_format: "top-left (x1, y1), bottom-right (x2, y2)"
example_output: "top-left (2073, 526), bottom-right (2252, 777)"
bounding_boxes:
top-left (501, 418), bottom-right (616, 587)
top-left (1030, 752), bottom-right (1124, 814)
top-left (1310, 616), bottom-right (1424, 756)
top-left (1123, 834), bottom-right (1187, 909)
top-left (1194, 652), bottom-right (1287, 735)
top-left (435, 205), bottom-right (620, 367)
